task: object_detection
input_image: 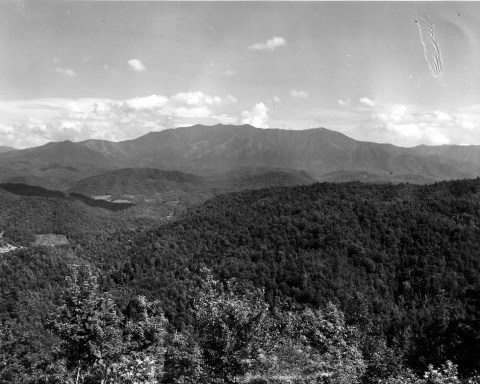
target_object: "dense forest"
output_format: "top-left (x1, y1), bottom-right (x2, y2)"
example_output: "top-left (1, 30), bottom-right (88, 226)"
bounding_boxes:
top-left (2, 179), bottom-right (480, 382)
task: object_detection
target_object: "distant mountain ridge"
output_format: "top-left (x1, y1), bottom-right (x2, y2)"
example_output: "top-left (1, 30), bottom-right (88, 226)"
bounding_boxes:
top-left (0, 146), bottom-right (16, 154)
top-left (1, 124), bottom-right (480, 188)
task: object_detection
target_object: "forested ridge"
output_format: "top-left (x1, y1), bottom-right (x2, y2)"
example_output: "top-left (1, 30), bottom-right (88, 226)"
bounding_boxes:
top-left (2, 179), bottom-right (480, 382)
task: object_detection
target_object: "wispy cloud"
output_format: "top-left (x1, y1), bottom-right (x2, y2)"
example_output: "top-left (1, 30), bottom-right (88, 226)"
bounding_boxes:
top-left (290, 90), bottom-right (309, 99)
top-left (224, 69), bottom-right (236, 77)
top-left (102, 64), bottom-right (117, 74)
top-left (213, 114), bottom-right (238, 125)
top-left (54, 67), bottom-right (76, 77)
top-left (247, 36), bottom-right (286, 51)
top-left (128, 58), bottom-right (146, 72)
top-left (226, 94), bottom-right (238, 104)
top-left (338, 99), bottom-right (350, 106)
top-left (171, 92), bottom-right (222, 107)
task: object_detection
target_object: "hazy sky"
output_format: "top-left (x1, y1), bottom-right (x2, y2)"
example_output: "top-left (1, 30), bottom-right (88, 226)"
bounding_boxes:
top-left (0, 1), bottom-right (479, 148)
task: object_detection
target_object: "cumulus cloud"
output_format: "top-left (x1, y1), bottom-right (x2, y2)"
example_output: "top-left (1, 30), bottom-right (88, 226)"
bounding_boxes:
top-left (0, 92), bottom-right (238, 148)
top-left (425, 128), bottom-right (450, 145)
top-left (3, 94), bottom-right (480, 149)
top-left (128, 59), bottom-right (146, 72)
top-left (241, 102), bottom-right (269, 128)
top-left (290, 90), bottom-right (309, 99)
top-left (55, 67), bottom-right (76, 77)
top-left (247, 36), bottom-right (286, 51)
top-left (367, 104), bottom-right (461, 146)
top-left (435, 111), bottom-right (451, 121)
top-left (461, 120), bottom-right (475, 131)
top-left (309, 101), bottom-right (480, 147)
top-left (385, 122), bottom-right (423, 140)
top-left (359, 97), bottom-right (376, 107)
top-left (124, 95), bottom-right (169, 111)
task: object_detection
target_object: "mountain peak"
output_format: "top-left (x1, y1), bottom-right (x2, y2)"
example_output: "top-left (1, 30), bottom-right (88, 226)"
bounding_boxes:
top-left (1, 123), bottom-right (480, 187)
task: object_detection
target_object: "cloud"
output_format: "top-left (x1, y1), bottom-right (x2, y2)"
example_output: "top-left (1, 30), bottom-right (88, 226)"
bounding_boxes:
top-left (128, 59), bottom-right (146, 72)
top-left (3, 95), bottom-right (479, 149)
top-left (102, 64), bottom-right (118, 74)
top-left (308, 101), bottom-right (480, 147)
top-left (226, 94), bottom-right (238, 104)
top-left (241, 102), bottom-right (269, 128)
top-left (309, 108), bottom-right (369, 130)
top-left (359, 97), bottom-right (376, 107)
top-left (213, 114), bottom-right (238, 125)
top-left (425, 128), bottom-right (450, 145)
top-left (124, 95), bottom-right (169, 111)
top-left (367, 104), bottom-right (463, 146)
top-left (0, 124), bottom-right (14, 135)
top-left (119, 92), bottom-right (225, 121)
top-left (385, 122), bottom-right (423, 140)
top-left (247, 36), bottom-right (286, 51)
top-left (0, 92), bottom-right (236, 148)
top-left (391, 105), bottom-right (407, 121)
top-left (338, 99), bottom-right (350, 106)
top-left (290, 90), bottom-right (309, 99)
top-left (0, 118), bottom-right (96, 148)
top-left (172, 92), bottom-right (222, 107)
top-left (273, 96), bottom-right (281, 103)
top-left (224, 69), bottom-right (236, 77)
top-left (460, 120), bottom-right (475, 131)
top-left (167, 106), bottom-right (212, 118)
top-left (55, 67), bottom-right (76, 77)
top-left (435, 111), bottom-right (451, 121)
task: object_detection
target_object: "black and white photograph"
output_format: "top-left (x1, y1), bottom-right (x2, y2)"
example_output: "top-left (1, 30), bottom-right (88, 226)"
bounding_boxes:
top-left (1, 1), bottom-right (480, 383)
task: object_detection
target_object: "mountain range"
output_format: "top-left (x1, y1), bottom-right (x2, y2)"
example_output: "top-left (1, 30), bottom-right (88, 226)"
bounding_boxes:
top-left (1, 124), bottom-right (479, 190)
top-left (0, 146), bottom-right (16, 154)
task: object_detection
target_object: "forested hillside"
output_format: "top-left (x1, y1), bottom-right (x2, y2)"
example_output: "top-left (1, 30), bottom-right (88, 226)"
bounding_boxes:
top-left (3, 179), bottom-right (480, 382)
top-left (0, 188), bottom-right (127, 246)
top-left (69, 168), bottom-right (206, 196)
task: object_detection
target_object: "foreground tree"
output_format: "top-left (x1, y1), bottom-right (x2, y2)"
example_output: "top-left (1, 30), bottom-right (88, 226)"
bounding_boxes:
top-left (260, 304), bottom-right (366, 384)
top-left (193, 269), bottom-right (273, 384)
top-left (7, 266), bottom-right (480, 384)
top-left (165, 269), bottom-right (366, 384)
top-left (48, 265), bottom-right (166, 384)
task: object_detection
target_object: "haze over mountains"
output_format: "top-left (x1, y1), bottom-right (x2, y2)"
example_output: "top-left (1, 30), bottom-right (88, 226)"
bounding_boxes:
top-left (0, 124), bottom-right (479, 190)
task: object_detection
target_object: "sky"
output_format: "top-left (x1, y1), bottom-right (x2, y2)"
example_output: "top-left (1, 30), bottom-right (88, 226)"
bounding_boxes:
top-left (0, 1), bottom-right (479, 149)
